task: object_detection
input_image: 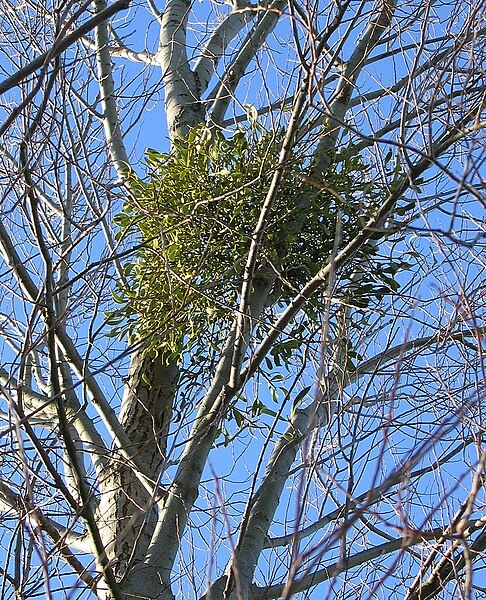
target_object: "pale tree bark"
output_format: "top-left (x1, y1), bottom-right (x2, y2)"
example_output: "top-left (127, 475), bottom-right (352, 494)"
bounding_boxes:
top-left (0, 1), bottom-right (484, 600)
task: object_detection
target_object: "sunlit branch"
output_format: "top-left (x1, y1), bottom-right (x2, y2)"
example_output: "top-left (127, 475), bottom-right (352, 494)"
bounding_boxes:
top-left (0, 367), bottom-right (110, 477)
top-left (145, 282), bottom-right (277, 592)
top-left (229, 84), bottom-right (308, 389)
top-left (156, 0), bottom-right (204, 140)
top-left (349, 326), bottom-right (486, 386)
top-left (81, 29), bottom-right (155, 64)
top-left (146, 0), bottom-right (163, 22)
top-left (266, 435), bottom-right (477, 549)
top-left (208, 0), bottom-right (286, 127)
top-left (143, 333), bottom-right (237, 590)
top-left (314, 0), bottom-right (397, 172)
top-left (0, 478), bottom-right (92, 553)
top-left (406, 449), bottom-right (486, 600)
top-left (252, 526), bottom-right (481, 599)
top-left (255, 418), bottom-right (481, 599)
top-left (194, 2), bottom-right (257, 95)
top-left (222, 399), bottom-right (330, 598)
top-left (94, 0), bottom-right (131, 179)
top-left (0, 217), bottom-right (159, 498)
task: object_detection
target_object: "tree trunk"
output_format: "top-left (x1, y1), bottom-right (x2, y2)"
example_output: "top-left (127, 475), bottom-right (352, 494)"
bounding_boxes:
top-left (99, 349), bottom-right (178, 586)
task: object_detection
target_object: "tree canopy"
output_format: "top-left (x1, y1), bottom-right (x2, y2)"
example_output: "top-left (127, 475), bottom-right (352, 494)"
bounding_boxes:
top-left (0, 1), bottom-right (484, 599)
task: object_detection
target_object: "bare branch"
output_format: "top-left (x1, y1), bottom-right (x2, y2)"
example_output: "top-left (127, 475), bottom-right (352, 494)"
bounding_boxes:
top-left (0, 0), bottom-right (131, 97)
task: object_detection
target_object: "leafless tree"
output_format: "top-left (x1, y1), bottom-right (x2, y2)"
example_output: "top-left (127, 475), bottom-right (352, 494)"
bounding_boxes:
top-left (0, 1), bottom-right (485, 599)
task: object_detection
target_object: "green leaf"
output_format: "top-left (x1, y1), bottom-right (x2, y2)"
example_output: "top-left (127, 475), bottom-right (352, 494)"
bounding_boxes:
top-left (292, 385), bottom-right (312, 407)
top-left (245, 104), bottom-right (259, 125)
top-left (233, 408), bottom-right (244, 428)
top-left (111, 289), bottom-right (126, 304)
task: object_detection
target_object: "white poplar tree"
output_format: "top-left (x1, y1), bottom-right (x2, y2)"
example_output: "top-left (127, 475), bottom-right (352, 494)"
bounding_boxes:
top-left (0, 1), bottom-right (485, 599)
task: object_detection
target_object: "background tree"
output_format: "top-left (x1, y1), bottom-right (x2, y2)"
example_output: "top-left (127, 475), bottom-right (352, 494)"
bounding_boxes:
top-left (0, 1), bottom-right (485, 599)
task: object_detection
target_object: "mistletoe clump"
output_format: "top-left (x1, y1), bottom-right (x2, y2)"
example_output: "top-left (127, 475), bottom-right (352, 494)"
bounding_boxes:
top-left (107, 124), bottom-right (396, 357)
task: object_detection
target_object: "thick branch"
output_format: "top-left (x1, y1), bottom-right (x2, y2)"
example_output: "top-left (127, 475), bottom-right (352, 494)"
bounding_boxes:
top-left (156, 0), bottom-right (204, 140)
top-left (94, 0), bottom-right (131, 178)
top-left (223, 401), bottom-right (328, 599)
top-left (314, 0), bottom-right (397, 173)
top-left (141, 279), bottom-right (275, 595)
top-left (208, 0), bottom-right (286, 127)
top-left (140, 334), bottom-right (237, 592)
top-left (194, 2), bottom-right (257, 95)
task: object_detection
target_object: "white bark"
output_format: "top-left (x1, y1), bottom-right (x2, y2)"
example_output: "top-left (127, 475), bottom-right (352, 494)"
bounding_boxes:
top-left (98, 350), bottom-right (178, 581)
top-left (314, 0), bottom-right (398, 174)
top-left (208, 0), bottom-right (286, 127)
top-left (194, 2), bottom-right (257, 95)
top-left (142, 277), bottom-right (275, 596)
top-left (94, 0), bottom-right (131, 178)
top-left (224, 406), bottom-right (321, 599)
top-left (156, 0), bottom-right (205, 140)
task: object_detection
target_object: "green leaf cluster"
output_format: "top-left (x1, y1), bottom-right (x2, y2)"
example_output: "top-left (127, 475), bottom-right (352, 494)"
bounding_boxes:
top-left (107, 124), bottom-right (399, 357)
